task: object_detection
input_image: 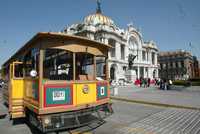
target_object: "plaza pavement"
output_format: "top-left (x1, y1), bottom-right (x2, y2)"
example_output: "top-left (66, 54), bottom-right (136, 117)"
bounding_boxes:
top-left (111, 85), bottom-right (200, 110)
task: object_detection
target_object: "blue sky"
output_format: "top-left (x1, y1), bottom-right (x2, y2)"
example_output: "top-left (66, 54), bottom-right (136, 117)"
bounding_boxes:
top-left (0, 0), bottom-right (200, 67)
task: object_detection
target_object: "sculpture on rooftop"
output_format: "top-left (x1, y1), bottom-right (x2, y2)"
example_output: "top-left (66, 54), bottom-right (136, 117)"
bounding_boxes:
top-left (96, 0), bottom-right (102, 13)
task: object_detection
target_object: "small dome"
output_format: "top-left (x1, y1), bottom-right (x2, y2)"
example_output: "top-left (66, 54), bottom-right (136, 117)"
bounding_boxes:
top-left (84, 0), bottom-right (115, 26)
top-left (84, 13), bottom-right (115, 26)
top-left (148, 41), bottom-right (157, 49)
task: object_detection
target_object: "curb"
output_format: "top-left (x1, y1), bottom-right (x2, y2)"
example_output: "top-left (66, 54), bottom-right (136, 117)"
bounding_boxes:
top-left (111, 96), bottom-right (200, 111)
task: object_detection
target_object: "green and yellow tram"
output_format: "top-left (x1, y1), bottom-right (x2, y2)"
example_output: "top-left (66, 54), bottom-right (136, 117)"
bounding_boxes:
top-left (1, 32), bottom-right (113, 132)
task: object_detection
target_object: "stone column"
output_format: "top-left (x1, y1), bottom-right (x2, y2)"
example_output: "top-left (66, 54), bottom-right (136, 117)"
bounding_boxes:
top-left (145, 51), bottom-right (148, 62)
top-left (125, 44), bottom-right (129, 61)
top-left (116, 42), bottom-right (121, 60)
top-left (155, 52), bottom-right (158, 65)
top-left (137, 50), bottom-right (141, 63)
top-left (105, 38), bottom-right (111, 59)
top-left (156, 68), bottom-right (159, 78)
top-left (146, 51), bottom-right (149, 63)
top-left (150, 68), bottom-right (153, 79)
top-left (104, 38), bottom-right (108, 44)
top-left (115, 64), bottom-right (118, 81)
top-left (108, 62), bottom-right (111, 79)
top-left (137, 66), bottom-right (140, 78)
top-left (147, 67), bottom-right (149, 78)
top-left (149, 50), bottom-right (152, 64)
top-left (108, 51), bottom-right (111, 59)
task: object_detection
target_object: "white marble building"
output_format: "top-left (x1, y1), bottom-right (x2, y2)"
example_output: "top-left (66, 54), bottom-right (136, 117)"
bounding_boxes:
top-left (62, 1), bottom-right (159, 82)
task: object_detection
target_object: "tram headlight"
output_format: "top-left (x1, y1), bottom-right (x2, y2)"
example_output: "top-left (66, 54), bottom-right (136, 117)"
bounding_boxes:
top-left (43, 116), bottom-right (51, 126)
top-left (55, 122), bottom-right (61, 128)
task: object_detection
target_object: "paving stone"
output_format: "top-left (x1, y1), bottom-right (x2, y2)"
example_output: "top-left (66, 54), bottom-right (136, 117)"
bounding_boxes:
top-left (118, 108), bottom-right (200, 134)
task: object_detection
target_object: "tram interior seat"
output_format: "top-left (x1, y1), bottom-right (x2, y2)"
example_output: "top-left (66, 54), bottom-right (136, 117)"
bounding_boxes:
top-left (87, 75), bottom-right (93, 81)
top-left (78, 75), bottom-right (87, 81)
top-left (49, 74), bottom-right (73, 80)
top-left (78, 74), bottom-right (93, 81)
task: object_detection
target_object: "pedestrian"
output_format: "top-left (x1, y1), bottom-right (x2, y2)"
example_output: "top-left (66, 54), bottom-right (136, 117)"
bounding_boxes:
top-left (139, 77), bottom-right (143, 87)
top-left (147, 78), bottom-right (151, 87)
top-left (143, 78), bottom-right (147, 88)
top-left (168, 79), bottom-right (172, 90)
top-left (160, 79), bottom-right (163, 90)
top-left (164, 79), bottom-right (168, 90)
top-left (157, 78), bottom-right (161, 86)
top-left (134, 78), bottom-right (140, 86)
top-left (155, 79), bottom-right (157, 86)
top-left (169, 79), bottom-right (172, 85)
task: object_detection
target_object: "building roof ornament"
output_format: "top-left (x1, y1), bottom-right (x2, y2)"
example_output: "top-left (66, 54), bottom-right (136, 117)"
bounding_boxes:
top-left (83, 0), bottom-right (115, 26)
top-left (96, 0), bottom-right (102, 14)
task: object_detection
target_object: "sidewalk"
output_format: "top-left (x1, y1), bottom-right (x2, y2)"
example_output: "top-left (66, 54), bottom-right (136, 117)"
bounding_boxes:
top-left (111, 85), bottom-right (200, 110)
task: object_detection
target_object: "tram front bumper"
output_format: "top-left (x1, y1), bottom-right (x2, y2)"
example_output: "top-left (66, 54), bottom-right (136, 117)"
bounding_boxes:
top-left (39, 103), bottom-right (113, 133)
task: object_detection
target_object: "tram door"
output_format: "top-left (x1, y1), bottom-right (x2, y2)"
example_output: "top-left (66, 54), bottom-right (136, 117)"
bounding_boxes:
top-left (9, 62), bottom-right (25, 118)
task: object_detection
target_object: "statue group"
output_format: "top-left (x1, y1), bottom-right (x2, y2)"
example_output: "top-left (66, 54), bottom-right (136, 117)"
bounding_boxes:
top-left (128, 54), bottom-right (137, 70)
top-left (125, 54), bottom-right (137, 82)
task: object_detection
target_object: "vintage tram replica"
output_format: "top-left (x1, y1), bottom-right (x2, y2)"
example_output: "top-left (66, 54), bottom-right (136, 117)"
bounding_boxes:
top-left (1, 32), bottom-right (113, 132)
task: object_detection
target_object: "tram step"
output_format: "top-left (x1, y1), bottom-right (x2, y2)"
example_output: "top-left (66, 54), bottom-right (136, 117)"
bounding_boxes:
top-left (11, 111), bottom-right (25, 118)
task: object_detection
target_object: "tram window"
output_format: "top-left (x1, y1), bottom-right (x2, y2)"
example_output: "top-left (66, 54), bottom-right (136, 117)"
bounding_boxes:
top-left (96, 56), bottom-right (106, 80)
top-left (14, 63), bottom-right (23, 78)
top-left (76, 53), bottom-right (94, 81)
top-left (43, 49), bottom-right (73, 80)
top-left (24, 48), bottom-right (39, 77)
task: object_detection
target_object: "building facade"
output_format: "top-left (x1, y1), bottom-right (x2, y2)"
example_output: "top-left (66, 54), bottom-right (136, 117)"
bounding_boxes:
top-left (158, 50), bottom-right (197, 80)
top-left (62, 2), bottom-right (159, 82)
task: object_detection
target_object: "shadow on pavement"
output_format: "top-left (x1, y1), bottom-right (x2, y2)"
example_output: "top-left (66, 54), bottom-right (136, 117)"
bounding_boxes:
top-left (25, 119), bottom-right (105, 134)
top-left (169, 85), bottom-right (187, 91)
top-left (12, 118), bottom-right (26, 125)
top-left (0, 113), bottom-right (7, 119)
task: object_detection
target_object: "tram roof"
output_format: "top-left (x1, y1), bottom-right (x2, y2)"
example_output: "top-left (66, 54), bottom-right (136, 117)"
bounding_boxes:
top-left (2, 32), bottom-right (112, 67)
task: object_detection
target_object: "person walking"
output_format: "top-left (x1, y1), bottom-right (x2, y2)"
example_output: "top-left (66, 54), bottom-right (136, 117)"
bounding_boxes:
top-left (168, 79), bottom-right (172, 90)
top-left (147, 78), bottom-right (151, 87)
top-left (139, 77), bottom-right (143, 87)
top-left (160, 79), bottom-right (164, 90)
top-left (163, 79), bottom-right (168, 90)
top-left (144, 78), bottom-right (147, 88)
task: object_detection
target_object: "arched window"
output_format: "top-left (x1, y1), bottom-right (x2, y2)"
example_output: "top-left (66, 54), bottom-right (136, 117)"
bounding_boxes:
top-left (129, 37), bottom-right (138, 59)
top-left (121, 44), bottom-right (125, 60)
top-left (129, 38), bottom-right (138, 50)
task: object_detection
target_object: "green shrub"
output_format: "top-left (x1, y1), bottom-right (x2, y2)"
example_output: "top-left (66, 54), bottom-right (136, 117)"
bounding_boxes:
top-left (173, 80), bottom-right (185, 85)
top-left (173, 80), bottom-right (200, 86)
top-left (191, 81), bottom-right (200, 86)
top-left (173, 80), bottom-right (191, 86)
top-left (189, 78), bottom-right (200, 82)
